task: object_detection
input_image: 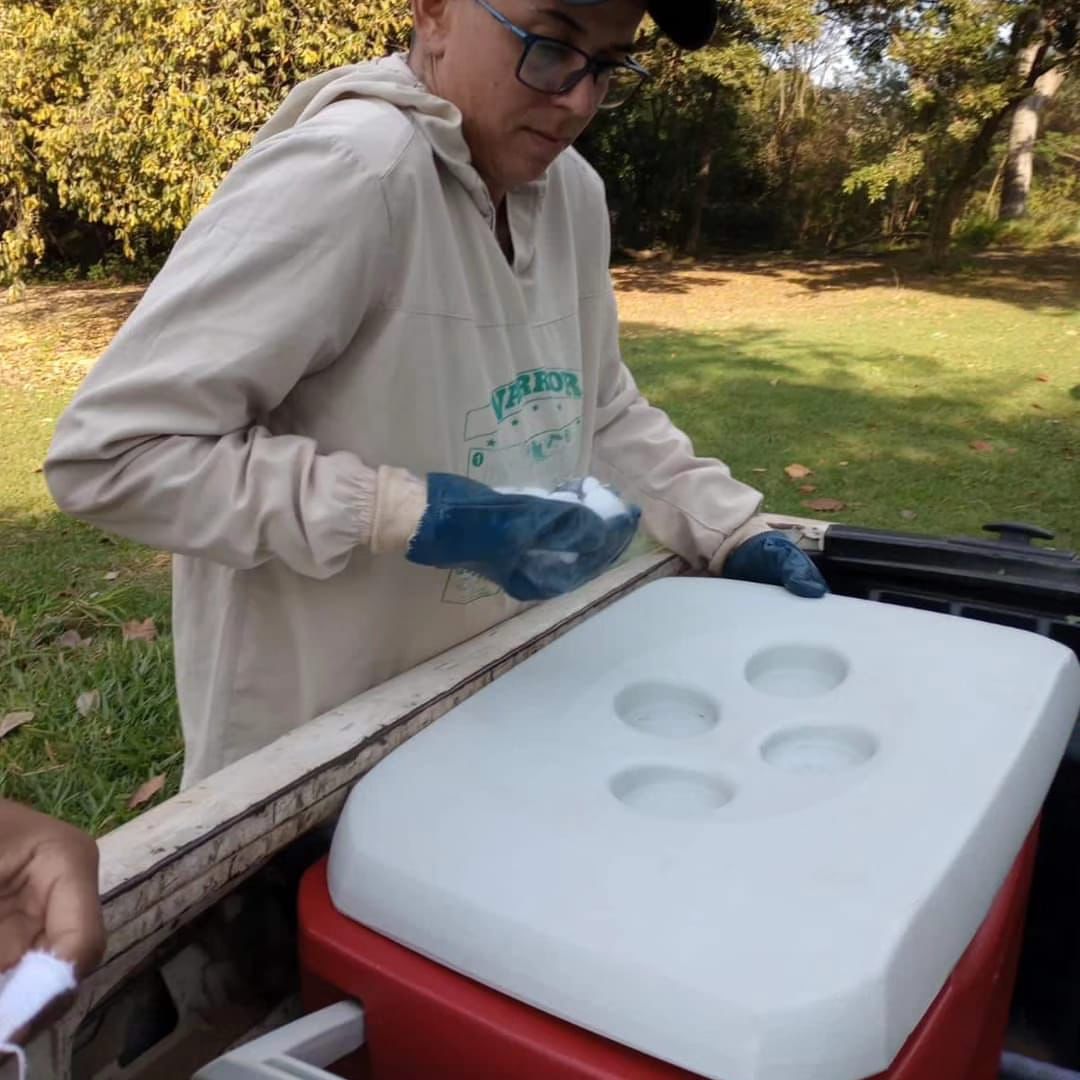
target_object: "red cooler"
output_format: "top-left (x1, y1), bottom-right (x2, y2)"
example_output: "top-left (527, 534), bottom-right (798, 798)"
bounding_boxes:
top-left (300, 580), bottom-right (1080, 1080)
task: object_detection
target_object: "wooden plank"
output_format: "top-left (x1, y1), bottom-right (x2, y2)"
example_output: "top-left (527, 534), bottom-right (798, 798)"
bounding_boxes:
top-left (762, 512), bottom-right (830, 539)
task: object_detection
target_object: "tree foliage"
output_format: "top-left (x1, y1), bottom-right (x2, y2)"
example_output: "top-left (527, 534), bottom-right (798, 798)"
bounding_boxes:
top-left (0, 0), bottom-right (411, 286)
top-left (1, 0), bottom-right (1077, 286)
top-left (839, 0), bottom-right (1076, 260)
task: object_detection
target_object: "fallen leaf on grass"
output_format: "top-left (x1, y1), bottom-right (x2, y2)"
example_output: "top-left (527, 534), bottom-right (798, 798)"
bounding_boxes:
top-left (122, 618), bottom-right (157, 643)
top-left (799, 484), bottom-right (817, 494)
top-left (784, 463), bottom-right (813, 480)
top-left (969, 440), bottom-right (993, 453)
top-left (900, 509), bottom-right (918, 521)
top-left (128, 775), bottom-right (166, 810)
top-left (1031, 403), bottom-right (1044, 410)
top-left (76, 689), bottom-right (101, 717)
top-left (802, 498), bottom-right (847, 512)
top-left (0, 712), bottom-right (33, 739)
top-left (103, 571), bottom-right (120, 582)
top-left (57, 629), bottom-right (92, 649)
top-left (1035, 374), bottom-right (1051, 383)
top-left (837, 461), bottom-right (850, 467)
top-left (0, 612), bottom-right (15, 638)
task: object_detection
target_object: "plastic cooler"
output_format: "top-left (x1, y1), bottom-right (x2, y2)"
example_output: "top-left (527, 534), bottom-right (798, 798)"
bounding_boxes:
top-left (298, 579), bottom-right (1080, 1080)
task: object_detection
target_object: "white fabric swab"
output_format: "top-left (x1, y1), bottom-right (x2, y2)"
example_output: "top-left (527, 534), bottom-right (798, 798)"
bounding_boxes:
top-left (495, 476), bottom-right (633, 522)
top-left (0, 952), bottom-right (77, 1080)
top-left (497, 477), bottom-right (636, 566)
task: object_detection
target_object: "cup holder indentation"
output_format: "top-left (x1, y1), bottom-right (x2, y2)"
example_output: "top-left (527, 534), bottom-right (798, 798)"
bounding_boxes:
top-left (615, 683), bottom-right (720, 738)
top-left (745, 645), bottom-right (849, 698)
top-left (761, 726), bottom-right (878, 774)
top-left (610, 765), bottom-right (734, 820)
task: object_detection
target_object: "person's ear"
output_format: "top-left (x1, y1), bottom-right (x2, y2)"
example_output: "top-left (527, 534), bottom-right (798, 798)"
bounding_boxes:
top-left (411, 0), bottom-right (455, 57)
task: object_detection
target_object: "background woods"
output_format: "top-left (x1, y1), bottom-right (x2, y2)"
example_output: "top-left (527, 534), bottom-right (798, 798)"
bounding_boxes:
top-left (1, 0), bottom-right (1076, 289)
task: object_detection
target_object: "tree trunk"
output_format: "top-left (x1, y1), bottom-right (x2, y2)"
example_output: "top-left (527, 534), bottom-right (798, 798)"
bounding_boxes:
top-left (684, 86), bottom-right (719, 258)
top-left (927, 103), bottom-right (1013, 264)
top-left (1000, 65), bottom-right (1068, 220)
top-left (984, 152), bottom-right (1008, 214)
top-left (903, 193), bottom-right (922, 232)
top-left (686, 147), bottom-right (712, 257)
top-left (924, 5), bottom-right (1065, 265)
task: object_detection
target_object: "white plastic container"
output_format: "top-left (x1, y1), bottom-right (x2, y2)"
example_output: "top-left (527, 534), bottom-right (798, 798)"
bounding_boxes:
top-left (328, 578), bottom-right (1080, 1080)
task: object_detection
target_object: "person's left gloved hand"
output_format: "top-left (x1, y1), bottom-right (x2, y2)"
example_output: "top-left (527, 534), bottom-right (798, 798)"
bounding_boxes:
top-left (722, 531), bottom-right (828, 598)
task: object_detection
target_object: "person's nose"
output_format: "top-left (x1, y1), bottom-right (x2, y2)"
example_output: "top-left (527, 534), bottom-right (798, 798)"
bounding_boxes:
top-left (556, 72), bottom-right (603, 122)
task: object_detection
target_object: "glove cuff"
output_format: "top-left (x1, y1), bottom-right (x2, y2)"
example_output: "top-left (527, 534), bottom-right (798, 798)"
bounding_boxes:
top-left (707, 514), bottom-right (775, 574)
top-left (371, 466), bottom-right (428, 555)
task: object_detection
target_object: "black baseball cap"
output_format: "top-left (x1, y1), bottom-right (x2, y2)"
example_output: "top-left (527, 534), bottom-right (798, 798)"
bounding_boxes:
top-left (565, 0), bottom-right (717, 50)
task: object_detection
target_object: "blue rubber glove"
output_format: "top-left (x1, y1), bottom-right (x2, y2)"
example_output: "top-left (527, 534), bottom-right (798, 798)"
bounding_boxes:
top-left (407, 473), bottom-right (641, 602)
top-left (722, 531), bottom-right (828, 598)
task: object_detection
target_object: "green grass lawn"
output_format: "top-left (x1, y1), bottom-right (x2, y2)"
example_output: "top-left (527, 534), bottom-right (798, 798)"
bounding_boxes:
top-left (2, 253), bottom-right (1077, 833)
top-left (1, 384), bottom-right (182, 833)
top-left (616, 257), bottom-right (1078, 546)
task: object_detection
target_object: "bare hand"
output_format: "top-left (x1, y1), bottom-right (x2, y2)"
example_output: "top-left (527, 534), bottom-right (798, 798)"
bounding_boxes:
top-left (0, 799), bottom-right (105, 1038)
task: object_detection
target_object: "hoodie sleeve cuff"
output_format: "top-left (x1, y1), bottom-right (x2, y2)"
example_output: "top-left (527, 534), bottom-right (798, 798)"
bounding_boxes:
top-left (334, 457), bottom-right (379, 550)
top-left (370, 466), bottom-right (429, 555)
top-left (707, 515), bottom-right (776, 575)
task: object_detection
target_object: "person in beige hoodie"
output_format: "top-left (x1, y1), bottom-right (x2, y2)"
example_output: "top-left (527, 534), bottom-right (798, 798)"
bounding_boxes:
top-left (45, 0), bottom-right (827, 788)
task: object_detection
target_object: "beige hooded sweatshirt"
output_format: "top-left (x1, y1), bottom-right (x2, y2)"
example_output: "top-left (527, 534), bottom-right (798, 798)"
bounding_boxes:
top-left (45, 55), bottom-right (767, 787)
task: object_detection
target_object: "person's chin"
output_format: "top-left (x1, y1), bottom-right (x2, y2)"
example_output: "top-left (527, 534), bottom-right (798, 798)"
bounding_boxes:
top-left (518, 128), bottom-right (571, 171)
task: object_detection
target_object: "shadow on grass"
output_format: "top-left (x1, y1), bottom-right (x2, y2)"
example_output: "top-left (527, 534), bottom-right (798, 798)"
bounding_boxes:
top-left (3, 282), bottom-right (144, 329)
top-left (611, 263), bottom-right (722, 296)
top-left (0, 282), bottom-right (144, 386)
top-left (613, 247), bottom-right (1080, 314)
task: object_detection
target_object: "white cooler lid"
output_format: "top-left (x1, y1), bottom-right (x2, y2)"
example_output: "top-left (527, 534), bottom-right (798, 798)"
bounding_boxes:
top-left (328, 579), bottom-right (1080, 1080)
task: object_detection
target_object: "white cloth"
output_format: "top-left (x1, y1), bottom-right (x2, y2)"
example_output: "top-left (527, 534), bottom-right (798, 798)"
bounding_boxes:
top-left (498, 476), bottom-right (632, 522)
top-left (0, 951), bottom-right (77, 1080)
top-left (496, 476), bottom-right (635, 566)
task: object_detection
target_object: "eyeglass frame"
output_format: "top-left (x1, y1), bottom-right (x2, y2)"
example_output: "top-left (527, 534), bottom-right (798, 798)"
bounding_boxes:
top-left (472, 0), bottom-right (650, 109)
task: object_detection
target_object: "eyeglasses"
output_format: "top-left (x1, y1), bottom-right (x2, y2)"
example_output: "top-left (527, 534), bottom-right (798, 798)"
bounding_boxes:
top-left (473, 0), bottom-right (650, 110)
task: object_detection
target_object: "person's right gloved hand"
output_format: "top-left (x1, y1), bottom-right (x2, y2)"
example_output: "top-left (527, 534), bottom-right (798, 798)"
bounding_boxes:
top-left (370, 469), bottom-right (640, 602)
top-left (722, 530), bottom-right (828, 598)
